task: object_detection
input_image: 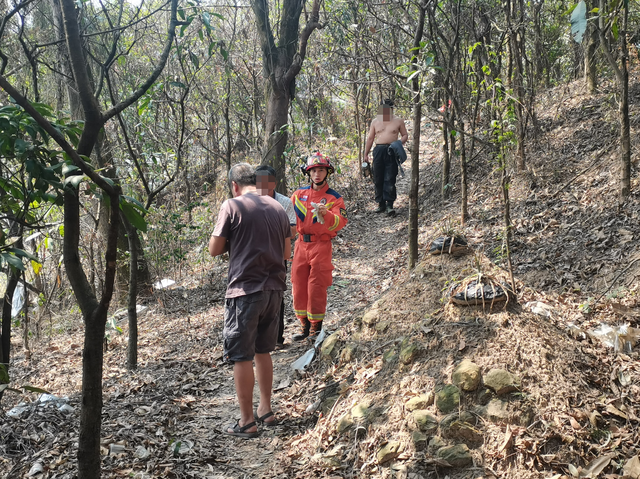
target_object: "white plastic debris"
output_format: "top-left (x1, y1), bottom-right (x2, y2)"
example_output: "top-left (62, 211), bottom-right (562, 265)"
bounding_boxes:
top-left (25, 231), bottom-right (43, 243)
top-left (58, 403), bottom-right (75, 414)
top-left (37, 393), bottom-right (60, 403)
top-left (313, 329), bottom-right (327, 348)
top-left (305, 399), bottom-right (321, 414)
top-left (109, 443), bottom-right (126, 455)
top-left (6, 402), bottom-right (30, 419)
top-left (291, 349), bottom-right (315, 371)
top-left (588, 323), bottom-right (640, 353)
top-left (172, 439), bottom-right (193, 455)
top-left (153, 278), bottom-right (175, 290)
top-left (27, 461), bottom-right (44, 476)
top-left (135, 445), bottom-right (150, 459)
top-left (11, 283), bottom-right (24, 318)
top-left (525, 301), bottom-right (554, 318)
top-left (113, 305), bottom-right (149, 318)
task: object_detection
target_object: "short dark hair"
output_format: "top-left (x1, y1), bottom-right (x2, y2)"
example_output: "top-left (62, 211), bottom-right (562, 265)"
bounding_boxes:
top-left (228, 163), bottom-right (256, 188)
top-left (255, 165), bottom-right (277, 178)
top-left (381, 98), bottom-right (394, 108)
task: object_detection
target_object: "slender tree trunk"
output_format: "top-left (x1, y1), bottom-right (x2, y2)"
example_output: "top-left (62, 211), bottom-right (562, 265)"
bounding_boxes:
top-left (597, 0), bottom-right (631, 198)
top-left (512, 0), bottom-right (526, 171)
top-left (533, 2), bottom-right (544, 86)
top-left (409, 2), bottom-right (426, 269)
top-left (585, 20), bottom-right (598, 93)
top-left (441, 121), bottom-right (450, 199)
top-left (1, 268), bottom-right (18, 365)
top-left (224, 75), bottom-right (232, 172)
top-left (501, 165), bottom-right (516, 292)
top-left (353, 82), bottom-right (363, 174)
top-left (23, 284), bottom-right (30, 353)
top-left (459, 116), bottom-right (468, 224)
top-left (620, 13), bottom-right (630, 198)
top-left (1, 223), bottom-right (22, 372)
top-left (122, 215), bottom-right (139, 370)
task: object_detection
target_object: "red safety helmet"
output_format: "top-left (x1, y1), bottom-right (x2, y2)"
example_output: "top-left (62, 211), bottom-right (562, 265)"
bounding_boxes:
top-left (301, 152), bottom-right (335, 175)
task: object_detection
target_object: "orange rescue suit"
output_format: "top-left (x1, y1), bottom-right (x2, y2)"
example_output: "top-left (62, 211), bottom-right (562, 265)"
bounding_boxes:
top-left (291, 183), bottom-right (348, 324)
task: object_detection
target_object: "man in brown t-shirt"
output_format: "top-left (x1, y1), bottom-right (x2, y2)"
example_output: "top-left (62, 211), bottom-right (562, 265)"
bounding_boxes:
top-left (209, 163), bottom-right (291, 438)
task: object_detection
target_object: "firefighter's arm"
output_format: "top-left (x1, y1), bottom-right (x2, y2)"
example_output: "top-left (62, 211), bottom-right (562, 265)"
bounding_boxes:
top-left (322, 198), bottom-right (348, 233)
top-left (290, 191), bottom-right (304, 235)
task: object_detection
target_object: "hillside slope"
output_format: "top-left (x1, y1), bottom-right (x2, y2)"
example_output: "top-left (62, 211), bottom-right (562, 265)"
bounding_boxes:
top-left (2, 76), bottom-right (640, 479)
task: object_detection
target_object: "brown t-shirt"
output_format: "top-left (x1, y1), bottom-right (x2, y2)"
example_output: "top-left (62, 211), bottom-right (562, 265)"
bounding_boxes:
top-left (213, 191), bottom-right (291, 298)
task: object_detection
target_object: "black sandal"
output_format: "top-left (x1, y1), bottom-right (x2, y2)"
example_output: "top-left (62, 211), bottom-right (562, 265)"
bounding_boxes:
top-left (254, 410), bottom-right (279, 427)
top-left (223, 419), bottom-right (259, 438)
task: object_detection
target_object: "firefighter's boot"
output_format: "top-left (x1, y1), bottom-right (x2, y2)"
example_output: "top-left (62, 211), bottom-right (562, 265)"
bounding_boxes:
top-left (308, 320), bottom-right (323, 340)
top-left (292, 318), bottom-right (310, 341)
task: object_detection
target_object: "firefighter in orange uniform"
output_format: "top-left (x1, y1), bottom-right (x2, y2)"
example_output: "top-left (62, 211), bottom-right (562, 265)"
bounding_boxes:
top-left (291, 152), bottom-right (348, 340)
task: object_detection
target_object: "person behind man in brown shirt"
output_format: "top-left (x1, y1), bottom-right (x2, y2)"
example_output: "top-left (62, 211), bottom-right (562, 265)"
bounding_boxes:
top-left (363, 99), bottom-right (409, 216)
top-left (209, 163), bottom-right (291, 438)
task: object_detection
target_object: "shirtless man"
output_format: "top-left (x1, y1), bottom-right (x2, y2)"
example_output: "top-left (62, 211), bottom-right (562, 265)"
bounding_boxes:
top-left (363, 99), bottom-right (409, 216)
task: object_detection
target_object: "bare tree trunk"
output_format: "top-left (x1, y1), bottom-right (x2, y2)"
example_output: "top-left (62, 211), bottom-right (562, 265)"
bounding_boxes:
top-left (263, 84), bottom-right (291, 191)
top-left (224, 75), bottom-right (232, 172)
top-left (1, 267), bottom-right (18, 365)
top-left (122, 215), bottom-right (139, 370)
top-left (584, 22), bottom-right (598, 93)
top-left (459, 116), bottom-right (468, 224)
top-left (22, 284), bottom-right (30, 354)
top-left (501, 165), bottom-right (516, 292)
top-left (251, 0), bottom-right (322, 193)
top-left (441, 121), bottom-right (450, 199)
top-left (409, 2), bottom-right (426, 269)
top-left (353, 82), bottom-right (363, 174)
top-left (619, 14), bottom-right (631, 198)
top-left (512, 0), bottom-right (526, 171)
top-left (533, 1), bottom-right (544, 86)
top-left (597, 0), bottom-right (631, 198)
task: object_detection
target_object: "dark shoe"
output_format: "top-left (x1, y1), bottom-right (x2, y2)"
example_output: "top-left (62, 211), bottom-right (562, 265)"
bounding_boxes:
top-left (254, 410), bottom-right (278, 427)
top-left (308, 320), bottom-right (323, 339)
top-left (292, 318), bottom-right (310, 341)
top-left (223, 420), bottom-right (259, 439)
top-left (374, 203), bottom-right (386, 213)
top-left (386, 205), bottom-right (396, 217)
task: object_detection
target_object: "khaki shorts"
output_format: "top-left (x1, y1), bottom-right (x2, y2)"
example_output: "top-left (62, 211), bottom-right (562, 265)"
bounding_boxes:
top-left (223, 290), bottom-right (283, 362)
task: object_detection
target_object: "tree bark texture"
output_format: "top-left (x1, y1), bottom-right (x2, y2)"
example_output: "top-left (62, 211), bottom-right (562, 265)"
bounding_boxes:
top-left (409, 2), bottom-right (425, 270)
top-left (251, 0), bottom-right (321, 193)
top-left (458, 116), bottom-right (468, 224)
top-left (619, 14), bottom-right (630, 198)
top-left (597, 0), bottom-right (631, 198)
top-left (507, 0), bottom-right (526, 171)
top-left (584, 20), bottom-right (598, 93)
top-left (441, 121), bottom-right (450, 199)
top-left (122, 215), bottom-right (139, 370)
top-left (1, 268), bottom-right (18, 366)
